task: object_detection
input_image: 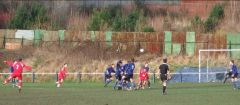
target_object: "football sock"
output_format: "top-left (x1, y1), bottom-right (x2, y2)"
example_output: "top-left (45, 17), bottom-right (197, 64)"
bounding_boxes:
top-left (233, 81), bottom-right (237, 88)
top-left (148, 81), bottom-right (151, 87)
top-left (163, 86), bottom-right (166, 93)
top-left (132, 82), bottom-right (136, 88)
top-left (223, 77), bottom-right (227, 83)
top-left (113, 81), bottom-right (118, 89)
top-left (105, 80), bottom-right (112, 86)
top-left (127, 82), bottom-right (131, 88)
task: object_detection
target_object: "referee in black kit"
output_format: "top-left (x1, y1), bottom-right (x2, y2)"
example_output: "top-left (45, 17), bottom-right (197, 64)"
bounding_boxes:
top-left (159, 58), bottom-right (170, 95)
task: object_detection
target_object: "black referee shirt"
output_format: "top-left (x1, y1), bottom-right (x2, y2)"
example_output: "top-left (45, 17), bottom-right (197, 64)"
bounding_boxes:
top-left (159, 63), bottom-right (169, 74)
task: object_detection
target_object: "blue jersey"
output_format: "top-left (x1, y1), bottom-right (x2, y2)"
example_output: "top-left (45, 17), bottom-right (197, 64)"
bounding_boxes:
top-left (126, 63), bottom-right (135, 75)
top-left (105, 66), bottom-right (115, 76)
top-left (145, 67), bottom-right (149, 72)
top-left (123, 64), bottom-right (128, 73)
top-left (10, 66), bottom-right (14, 73)
top-left (131, 62), bottom-right (135, 70)
top-left (231, 64), bottom-right (238, 75)
top-left (115, 65), bottom-right (124, 77)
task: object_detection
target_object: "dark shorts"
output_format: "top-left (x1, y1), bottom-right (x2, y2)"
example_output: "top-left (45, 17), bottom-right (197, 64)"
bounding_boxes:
top-left (160, 74), bottom-right (167, 81)
top-left (232, 73), bottom-right (238, 78)
top-left (105, 75), bottom-right (112, 79)
top-left (126, 74), bottom-right (133, 79)
top-left (11, 73), bottom-right (22, 81)
top-left (227, 72), bottom-right (232, 77)
top-left (124, 74), bottom-right (133, 81)
top-left (115, 75), bottom-right (122, 81)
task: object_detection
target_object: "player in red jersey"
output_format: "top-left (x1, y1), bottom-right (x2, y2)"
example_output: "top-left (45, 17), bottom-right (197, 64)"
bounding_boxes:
top-left (137, 65), bottom-right (148, 89)
top-left (3, 58), bottom-right (32, 93)
top-left (56, 63), bottom-right (68, 88)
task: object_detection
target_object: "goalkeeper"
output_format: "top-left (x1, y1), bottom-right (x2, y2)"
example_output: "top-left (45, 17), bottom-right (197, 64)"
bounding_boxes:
top-left (229, 60), bottom-right (239, 89)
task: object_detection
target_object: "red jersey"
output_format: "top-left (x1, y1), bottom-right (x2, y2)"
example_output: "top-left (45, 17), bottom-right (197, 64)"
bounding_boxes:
top-left (139, 68), bottom-right (148, 81)
top-left (58, 66), bottom-right (67, 79)
top-left (12, 61), bottom-right (32, 74)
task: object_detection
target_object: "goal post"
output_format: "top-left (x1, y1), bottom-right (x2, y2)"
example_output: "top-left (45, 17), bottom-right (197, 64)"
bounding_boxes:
top-left (198, 49), bottom-right (240, 83)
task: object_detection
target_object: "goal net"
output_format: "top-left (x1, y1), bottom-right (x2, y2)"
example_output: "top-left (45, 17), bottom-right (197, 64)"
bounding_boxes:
top-left (198, 49), bottom-right (240, 83)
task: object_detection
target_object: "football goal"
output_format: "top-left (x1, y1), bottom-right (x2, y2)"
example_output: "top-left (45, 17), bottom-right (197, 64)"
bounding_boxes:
top-left (198, 49), bottom-right (240, 83)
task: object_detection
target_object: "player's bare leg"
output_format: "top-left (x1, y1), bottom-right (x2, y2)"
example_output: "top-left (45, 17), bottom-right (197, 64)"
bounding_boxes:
top-left (147, 80), bottom-right (151, 88)
top-left (142, 81), bottom-right (146, 89)
top-left (104, 77), bottom-right (114, 87)
top-left (232, 77), bottom-right (238, 90)
top-left (121, 77), bottom-right (127, 90)
top-left (18, 80), bottom-right (22, 93)
top-left (126, 81), bottom-right (132, 91)
top-left (56, 79), bottom-right (60, 87)
top-left (130, 78), bottom-right (136, 90)
top-left (137, 81), bottom-right (143, 90)
top-left (231, 78), bottom-right (235, 89)
top-left (162, 80), bottom-right (167, 95)
top-left (3, 76), bottom-right (13, 85)
top-left (144, 80), bottom-right (150, 88)
top-left (57, 79), bottom-right (63, 88)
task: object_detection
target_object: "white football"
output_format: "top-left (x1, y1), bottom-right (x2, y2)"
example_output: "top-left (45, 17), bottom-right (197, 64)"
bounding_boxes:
top-left (140, 48), bottom-right (144, 53)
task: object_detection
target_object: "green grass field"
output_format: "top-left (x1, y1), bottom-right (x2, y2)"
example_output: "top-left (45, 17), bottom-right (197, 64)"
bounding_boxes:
top-left (0, 82), bottom-right (239, 105)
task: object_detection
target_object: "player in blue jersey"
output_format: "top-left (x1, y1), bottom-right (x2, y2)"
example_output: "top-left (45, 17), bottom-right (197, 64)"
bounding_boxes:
top-left (229, 60), bottom-right (238, 89)
top-left (104, 64), bottom-right (115, 87)
top-left (114, 60), bottom-right (124, 90)
top-left (125, 58), bottom-right (136, 90)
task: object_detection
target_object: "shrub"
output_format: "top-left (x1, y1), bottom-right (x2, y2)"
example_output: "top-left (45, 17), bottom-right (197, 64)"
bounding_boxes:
top-left (88, 6), bottom-right (122, 31)
top-left (8, 3), bottom-right (48, 29)
top-left (204, 4), bottom-right (224, 32)
top-left (88, 5), bottom-right (147, 32)
top-left (99, 10), bottom-right (112, 25)
top-left (192, 16), bottom-right (202, 25)
top-left (209, 4), bottom-right (224, 19)
top-left (204, 17), bottom-right (218, 32)
top-left (88, 9), bottom-right (102, 31)
top-left (112, 15), bottom-right (122, 31)
top-left (191, 16), bottom-right (203, 32)
top-left (143, 26), bottom-right (155, 32)
top-left (125, 11), bottom-right (139, 32)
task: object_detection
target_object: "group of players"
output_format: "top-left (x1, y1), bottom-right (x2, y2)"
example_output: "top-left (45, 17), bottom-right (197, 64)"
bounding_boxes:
top-left (2, 58), bottom-right (68, 93)
top-left (104, 58), bottom-right (170, 95)
top-left (2, 57), bottom-right (238, 94)
top-left (104, 59), bottom-right (137, 90)
top-left (1, 57), bottom-right (171, 95)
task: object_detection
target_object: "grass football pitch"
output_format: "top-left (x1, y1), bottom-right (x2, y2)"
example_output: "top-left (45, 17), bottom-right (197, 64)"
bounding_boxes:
top-left (0, 82), bottom-right (239, 105)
